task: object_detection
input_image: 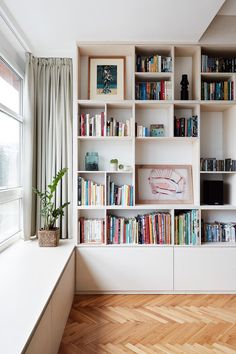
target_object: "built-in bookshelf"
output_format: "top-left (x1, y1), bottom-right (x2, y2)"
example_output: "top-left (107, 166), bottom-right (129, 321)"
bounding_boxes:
top-left (75, 44), bottom-right (236, 293)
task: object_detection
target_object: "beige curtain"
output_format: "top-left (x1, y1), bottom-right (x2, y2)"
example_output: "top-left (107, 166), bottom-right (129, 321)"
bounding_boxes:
top-left (23, 53), bottom-right (73, 239)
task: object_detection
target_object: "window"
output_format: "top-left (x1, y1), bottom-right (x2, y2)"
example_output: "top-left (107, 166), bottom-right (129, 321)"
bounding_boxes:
top-left (0, 57), bottom-right (23, 245)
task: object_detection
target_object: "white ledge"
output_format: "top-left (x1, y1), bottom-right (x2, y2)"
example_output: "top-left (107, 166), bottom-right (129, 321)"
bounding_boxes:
top-left (0, 239), bottom-right (75, 354)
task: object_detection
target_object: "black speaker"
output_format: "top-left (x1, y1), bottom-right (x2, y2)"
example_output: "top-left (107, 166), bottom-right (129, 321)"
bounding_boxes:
top-left (203, 180), bottom-right (224, 205)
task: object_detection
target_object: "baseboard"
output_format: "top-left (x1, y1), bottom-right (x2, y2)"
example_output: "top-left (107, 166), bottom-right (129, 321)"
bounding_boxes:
top-left (75, 290), bottom-right (236, 295)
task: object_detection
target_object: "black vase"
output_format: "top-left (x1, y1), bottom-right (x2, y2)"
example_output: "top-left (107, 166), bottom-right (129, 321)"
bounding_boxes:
top-left (180, 74), bottom-right (189, 100)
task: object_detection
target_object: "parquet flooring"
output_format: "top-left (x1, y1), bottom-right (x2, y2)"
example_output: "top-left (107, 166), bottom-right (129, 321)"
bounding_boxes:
top-left (59, 295), bottom-right (236, 353)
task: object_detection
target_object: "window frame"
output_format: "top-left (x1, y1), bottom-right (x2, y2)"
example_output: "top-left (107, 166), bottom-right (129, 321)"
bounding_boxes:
top-left (0, 55), bottom-right (24, 250)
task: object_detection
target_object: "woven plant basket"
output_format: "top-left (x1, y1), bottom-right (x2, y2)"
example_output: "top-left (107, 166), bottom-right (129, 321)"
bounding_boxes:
top-left (38, 228), bottom-right (60, 247)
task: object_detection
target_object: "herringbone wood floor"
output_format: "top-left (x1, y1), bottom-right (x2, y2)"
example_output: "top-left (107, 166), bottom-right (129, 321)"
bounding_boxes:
top-left (59, 294), bottom-right (236, 353)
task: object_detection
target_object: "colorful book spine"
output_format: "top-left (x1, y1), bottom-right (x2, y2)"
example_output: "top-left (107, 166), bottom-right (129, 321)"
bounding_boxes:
top-left (201, 54), bottom-right (236, 73)
top-left (106, 117), bottom-right (132, 137)
top-left (201, 80), bottom-right (234, 100)
top-left (135, 81), bottom-right (172, 100)
top-left (78, 177), bottom-right (104, 206)
top-left (79, 217), bottom-right (105, 243)
top-left (79, 112), bottom-right (105, 136)
top-left (136, 54), bottom-right (172, 73)
top-left (202, 222), bottom-right (236, 243)
top-left (107, 179), bottom-right (133, 206)
top-left (107, 212), bottom-right (171, 245)
top-left (175, 210), bottom-right (199, 245)
top-left (174, 116), bottom-right (198, 137)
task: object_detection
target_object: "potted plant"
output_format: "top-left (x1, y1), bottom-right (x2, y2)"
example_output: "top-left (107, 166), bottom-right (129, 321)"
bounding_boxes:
top-left (33, 168), bottom-right (70, 247)
top-left (110, 159), bottom-right (118, 171)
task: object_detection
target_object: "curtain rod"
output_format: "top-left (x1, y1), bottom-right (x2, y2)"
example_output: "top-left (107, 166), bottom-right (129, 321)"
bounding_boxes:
top-left (0, 3), bottom-right (32, 52)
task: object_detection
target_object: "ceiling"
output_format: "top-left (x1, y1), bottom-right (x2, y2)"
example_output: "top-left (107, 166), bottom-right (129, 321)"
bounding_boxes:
top-left (0, 0), bottom-right (226, 56)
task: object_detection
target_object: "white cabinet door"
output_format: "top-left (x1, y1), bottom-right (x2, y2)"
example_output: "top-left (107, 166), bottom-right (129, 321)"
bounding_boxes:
top-left (174, 247), bottom-right (236, 291)
top-left (25, 301), bottom-right (52, 354)
top-left (76, 247), bottom-right (173, 292)
top-left (51, 252), bottom-right (75, 353)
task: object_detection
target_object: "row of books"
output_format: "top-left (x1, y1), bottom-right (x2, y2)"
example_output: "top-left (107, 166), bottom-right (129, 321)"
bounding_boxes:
top-left (78, 177), bottom-right (104, 206)
top-left (201, 80), bottom-right (234, 100)
top-left (174, 116), bottom-right (198, 137)
top-left (107, 176), bottom-right (133, 206)
top-left (107, 212), bottom-right (171, 244)
top-left (106, 117), bottom-right (132, 137)
top-left (135, 81), bottom-right (172, 100)
top-left (174, 210), bottom-right (200, 245)
top-left (79, 113), bottom-right (105, 136)
top-left (136, 123), bottom-right (165, 137)
top-left (201, 54), bottom-right (236, 73)
top-left (136, 54), bottom-right (172, 73)
top-left (79, 218), bottom-right (105, 243)
top-left (200, 158), bottom-right (236, 172)
top-left (202, 222), bottom-right (236, 243)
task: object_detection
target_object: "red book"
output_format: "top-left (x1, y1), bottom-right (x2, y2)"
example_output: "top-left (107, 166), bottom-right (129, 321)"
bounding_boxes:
top-left (101, 111), bottom-right (105, 136)
top-left (160, 80), bottom-right (165, 100)
top-left (158, 214), bottom-right (162, 244)
top-left (80, 114), bottom-right (85, 136)
top-left (145, 215), bottom-right (150, 244)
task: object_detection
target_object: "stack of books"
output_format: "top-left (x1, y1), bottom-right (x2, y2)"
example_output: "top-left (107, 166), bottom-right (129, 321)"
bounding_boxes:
top-left (79, 217), bottom-right (105, 243)
top-left (200, 158), bottom-right (236, 171)
top-left (201, 54), bottom-right (236, 73)
top-left (107, 176), bottom-right (133, 206)
top-left (135, 81), bottom-right (172, 100)
top-left (174, 116), bottom-right (198, 137)
top-left (79, 112), bottom-right (105, 136)
top-left (136, 54), bottom-right (172, 72)
top-left (106, 117), bottom-right (132, 137)
top-left (78, 177), bottom-right (104, 206)
top-left (175, 210), bottom-right (199, 245)
top-left (107, 212), bottom-right (171, 244)
top-left (201, 80), bottom-right (234, 100)
top-left (203, 222), bottom-right (236, 243)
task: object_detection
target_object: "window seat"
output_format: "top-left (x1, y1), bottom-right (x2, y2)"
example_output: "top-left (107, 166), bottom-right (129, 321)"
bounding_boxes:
top-left (0, 239), bottom-right (75, 354)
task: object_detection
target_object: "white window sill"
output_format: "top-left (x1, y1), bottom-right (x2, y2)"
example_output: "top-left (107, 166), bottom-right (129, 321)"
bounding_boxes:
top-left (0, 238), bottom-right (75, 354)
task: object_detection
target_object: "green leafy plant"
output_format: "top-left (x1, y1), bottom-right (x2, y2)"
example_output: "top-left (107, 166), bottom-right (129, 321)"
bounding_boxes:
top-left (33, 168), bottom-right (70, 230)
top-left (110, 159), bottom-right (118, 164)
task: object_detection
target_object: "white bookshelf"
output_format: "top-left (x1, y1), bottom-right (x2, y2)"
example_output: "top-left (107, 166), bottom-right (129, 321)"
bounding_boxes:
top-left (75, 44), bottom-right (236, 293)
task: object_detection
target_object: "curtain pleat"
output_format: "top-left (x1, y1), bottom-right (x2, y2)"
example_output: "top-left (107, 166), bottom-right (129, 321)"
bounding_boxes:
top-left (23, 54), bottom-right (73, 239)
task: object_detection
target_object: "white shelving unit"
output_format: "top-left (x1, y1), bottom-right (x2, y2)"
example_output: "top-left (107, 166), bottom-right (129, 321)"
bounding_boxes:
top-left (75, 44), bottom-right (236, 293)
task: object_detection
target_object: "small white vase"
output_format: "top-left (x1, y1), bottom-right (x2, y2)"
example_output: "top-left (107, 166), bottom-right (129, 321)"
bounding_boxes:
top-left (110, 163), bottom-right (118, 171)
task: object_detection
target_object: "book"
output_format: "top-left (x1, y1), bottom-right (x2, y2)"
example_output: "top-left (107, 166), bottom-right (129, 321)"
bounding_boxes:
top-left (135, 81), bottom-right (172, 100)
top-left (201, 80), bottom-right (234, 100)
top-left (106, 117), bottom-right (132, 137)
top-left (136, 54), bottom-right (172, 73)
top-left (174, 116), bottom-right (198, 137)
top-left (203, 221), bottom-right (236, 243)
top-left (201, 54), bottom-right (236, 73)
top-left (107, 177), bottom-right (133, 206)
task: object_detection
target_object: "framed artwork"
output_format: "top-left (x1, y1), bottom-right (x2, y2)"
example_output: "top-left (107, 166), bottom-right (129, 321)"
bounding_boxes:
top-left (88, 57), bottom-right (125, 100)
top-left (135, 164), bottom-right (193, 204)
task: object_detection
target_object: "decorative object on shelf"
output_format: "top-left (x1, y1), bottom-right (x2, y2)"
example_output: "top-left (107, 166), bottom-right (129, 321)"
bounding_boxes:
top-left (89, 56), bottom-right (125, 100)
top-left (203, 180), bottom-right (224, 205)
top-left (85, 152), bottom-right (99, 171)
top-left (33, 168), bottom-right (70, 247)
top-left (135, 164), bottom-right (193, 204)
top-left (118, 164), bottom-right (124, 171)
top-left (180, 74), bottom-right (189, 100)
top-left (150, 124), bottom-right (165, 137)
top-left (110, 159), bottom-right (118, 171)
top-left (123, 165), bottom-right (132, 171)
